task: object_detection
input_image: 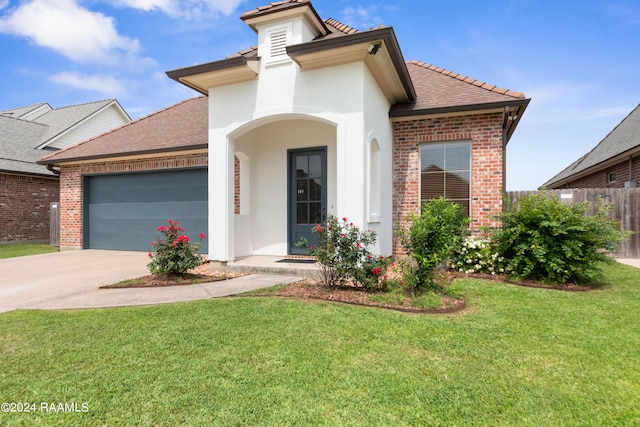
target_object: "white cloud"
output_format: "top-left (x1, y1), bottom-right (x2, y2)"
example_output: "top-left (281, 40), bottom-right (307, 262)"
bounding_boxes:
top-left (48, 71), bottom-right (126, 95)
top-left (0, 0), bottom-right (8, 11)
top-left (104, 0), bottom-right (246, 19)
top-left (341, 5), bottom-right (383, 30)
top-left (0, 0), bottom-right (141, 65)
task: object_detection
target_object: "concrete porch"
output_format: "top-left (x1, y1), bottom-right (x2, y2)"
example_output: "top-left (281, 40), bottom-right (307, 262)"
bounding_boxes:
top-left (216, 255), bottom-right (320, 277)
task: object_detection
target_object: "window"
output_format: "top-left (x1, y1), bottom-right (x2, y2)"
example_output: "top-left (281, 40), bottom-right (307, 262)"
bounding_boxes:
top-left (608, 172), bottom-right (617, 183)
top-left (420, 141), bottom-right (471, 216)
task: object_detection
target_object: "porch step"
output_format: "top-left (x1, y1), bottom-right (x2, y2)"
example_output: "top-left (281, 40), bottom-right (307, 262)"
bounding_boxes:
top-left (223, 256), bottom-right (320, 278)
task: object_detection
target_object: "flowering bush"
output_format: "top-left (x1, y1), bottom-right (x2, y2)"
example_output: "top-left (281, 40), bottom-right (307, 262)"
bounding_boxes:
top-left (298, 215), bottom-right (390, 290)
top-left (147, 219), bottom-right (206, 275)
top-left (452, 236), bottom-right (505, 275)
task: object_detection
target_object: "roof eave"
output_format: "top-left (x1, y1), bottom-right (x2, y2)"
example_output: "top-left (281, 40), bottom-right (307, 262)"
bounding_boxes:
top-left (287, 27), bottom-right (416, 103)
top-left (241, 2), bottom-right (329, 35)
top-left (543, 145), bottom-right (640, 189)
top-left (38, 144), bottom-right (208, 166)
top-left (166, 56), bottom-right (259, 95)
top-left (390, 98), bottom-right (530, 143)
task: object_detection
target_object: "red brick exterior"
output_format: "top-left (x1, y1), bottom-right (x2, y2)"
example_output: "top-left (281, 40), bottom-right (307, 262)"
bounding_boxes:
top-left (392, 112), bottom-right (505, 254)
top-left (0, 173), bottom-right (59, 243)
top-left (550, 157), bottom-right (640, 189)
top-left (58, 153), bottom-right (208, 249)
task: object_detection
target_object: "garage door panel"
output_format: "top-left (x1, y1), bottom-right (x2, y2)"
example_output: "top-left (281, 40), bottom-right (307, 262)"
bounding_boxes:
top-left (85, 169), bottom-right (208, 251)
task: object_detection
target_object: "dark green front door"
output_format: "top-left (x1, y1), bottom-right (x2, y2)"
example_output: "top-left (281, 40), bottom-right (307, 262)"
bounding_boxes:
top-left (289, 148), bottom-right (327, 255)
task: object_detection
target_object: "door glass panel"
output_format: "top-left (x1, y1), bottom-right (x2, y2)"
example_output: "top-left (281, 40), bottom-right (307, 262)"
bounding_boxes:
top-left (297, 203), bottom-right (308, 224)
top-left (309, 202), bottom-right (322, 224)
top-left (309, 155), bottom-right (321, 178)
top-left (296, 179), bottom-right (308, 201)
top-left (296, 156), bottom-right (308, 178)
top-left (309, 179), bottom-right (321, 201)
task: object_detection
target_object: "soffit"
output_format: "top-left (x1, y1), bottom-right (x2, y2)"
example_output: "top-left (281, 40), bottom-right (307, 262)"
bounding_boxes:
top-left (166, 58), bottom-right (260, 95)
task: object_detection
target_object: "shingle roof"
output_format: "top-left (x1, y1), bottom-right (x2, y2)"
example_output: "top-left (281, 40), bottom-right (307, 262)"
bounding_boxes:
top-left (0, 99), bottom-right (124, 176)
top-left (41, 97), bottom-right (208, 164)
top-left (391, 61), bottom-right (526, 114)
top-left (0, 102), bottom-right (50, 119)
top-left (543, 104), bottom-right (640, 188)
top-left (0, 115), bottom-right (52, 176)
top-left (241, 0), bottom-right (311, 20)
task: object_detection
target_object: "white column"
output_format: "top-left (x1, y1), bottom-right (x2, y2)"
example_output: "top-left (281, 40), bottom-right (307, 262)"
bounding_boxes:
top-left (208, 129), bottom-right (234, 262)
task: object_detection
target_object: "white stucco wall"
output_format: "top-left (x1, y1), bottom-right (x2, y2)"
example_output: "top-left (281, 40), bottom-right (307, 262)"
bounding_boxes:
top-left (207, 39), bottom-right (394, 260)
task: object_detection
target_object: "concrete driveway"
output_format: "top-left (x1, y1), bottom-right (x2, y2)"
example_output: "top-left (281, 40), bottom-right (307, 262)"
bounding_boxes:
top-left (0, 250), bottom-right (299, 313)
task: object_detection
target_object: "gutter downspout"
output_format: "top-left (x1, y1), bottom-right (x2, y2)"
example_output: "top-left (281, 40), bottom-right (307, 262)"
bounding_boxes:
top-left (502, 106), bottom-right (510, 203)
top-left (46, 163), bottom-right (60, 175)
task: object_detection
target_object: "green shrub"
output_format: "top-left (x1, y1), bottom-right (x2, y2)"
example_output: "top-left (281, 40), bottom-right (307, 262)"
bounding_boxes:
top-left (493, 192), bottom-right (630, 284)
top-left (398, 197), bottom-right (470, 291)
top-left (148, 219), bottom-right (206, 275)
top-left (299, 215), bottom-right (390, 289)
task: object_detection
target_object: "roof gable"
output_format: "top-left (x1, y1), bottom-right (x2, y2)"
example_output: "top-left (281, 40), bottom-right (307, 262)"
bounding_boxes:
top-left (34, 99), bottom-right (129, 149)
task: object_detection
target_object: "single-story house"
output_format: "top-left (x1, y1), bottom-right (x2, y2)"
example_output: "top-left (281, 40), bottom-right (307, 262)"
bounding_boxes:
top-left (0, 100), bottom-right (130, 243)
top-left (41, 0), bottom-right (529, 262)
top-left (543, 104), bottom-right (640, 189)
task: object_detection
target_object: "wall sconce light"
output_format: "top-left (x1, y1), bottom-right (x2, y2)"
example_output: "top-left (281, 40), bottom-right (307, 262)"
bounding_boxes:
top-left (367, 42), bottom-right (381, 55)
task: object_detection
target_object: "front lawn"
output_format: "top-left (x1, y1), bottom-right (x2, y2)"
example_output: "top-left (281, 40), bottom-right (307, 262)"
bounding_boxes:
top-left (1, 263), bottom-right (639, 425)
top-left (0, 243), bottom-right (58, 259)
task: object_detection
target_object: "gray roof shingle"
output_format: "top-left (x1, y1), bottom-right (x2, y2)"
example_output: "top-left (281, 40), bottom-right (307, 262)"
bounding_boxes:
top-left (0, 100), bottom-right (121, 176)
top-left (543, 104), bottom-right (640, 188)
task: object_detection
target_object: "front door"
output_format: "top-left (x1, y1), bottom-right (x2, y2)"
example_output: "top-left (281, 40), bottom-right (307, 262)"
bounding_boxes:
top-left (289, 147), bottom-right (327, 255)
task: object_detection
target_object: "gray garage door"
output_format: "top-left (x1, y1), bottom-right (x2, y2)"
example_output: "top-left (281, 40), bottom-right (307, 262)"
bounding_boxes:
top-left (84, 168), bottom-right (207, 252)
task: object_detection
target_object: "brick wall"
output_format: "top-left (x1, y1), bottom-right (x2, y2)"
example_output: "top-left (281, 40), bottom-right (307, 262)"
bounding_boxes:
top-left (0, 173), bottom-right (59, 243)
top-left (552, 157), bottom-right (640, 189)
top-left (392, 112), bottom-right (505, 254)
top-left (59, 153), bottom-right (208, 249)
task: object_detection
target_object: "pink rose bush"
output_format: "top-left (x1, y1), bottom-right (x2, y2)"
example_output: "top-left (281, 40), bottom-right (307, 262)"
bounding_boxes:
top-left (298, 215), bottom-right (390, 290)
top-left (147, 219), bottom-right (206, 275)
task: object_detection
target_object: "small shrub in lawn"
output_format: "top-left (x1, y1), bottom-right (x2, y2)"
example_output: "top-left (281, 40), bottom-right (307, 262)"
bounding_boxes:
top-left (148, 219), bottom-right (206, 275)
top-left (452, 236), bottom-right (505, 275)
top-left (298, 215), bottom-right (391, 289)
top-left (493, 192), bottom-right (631, 284)
top-left (397, 197), bottom-right (470, 291)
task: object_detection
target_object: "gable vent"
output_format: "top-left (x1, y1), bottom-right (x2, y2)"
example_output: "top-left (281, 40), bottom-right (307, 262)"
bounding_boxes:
top-left (270, 29), bottom-right (288, 58)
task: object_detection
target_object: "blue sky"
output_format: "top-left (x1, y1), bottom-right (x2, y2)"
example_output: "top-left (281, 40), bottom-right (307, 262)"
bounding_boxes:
top-left (1, 0), bottom-right (639, 190)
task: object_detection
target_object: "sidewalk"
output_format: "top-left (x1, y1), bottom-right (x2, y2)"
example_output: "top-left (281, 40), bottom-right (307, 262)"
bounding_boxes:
top-left (617, 259), bottom-right (640, 269)
top-left (21, 274), bottom-right (302, 311)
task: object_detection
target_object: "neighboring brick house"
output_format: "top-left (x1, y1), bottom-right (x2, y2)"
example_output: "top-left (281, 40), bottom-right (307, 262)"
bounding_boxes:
top-left (0, 100), bottom-right (130, 243)
top-left (543, 104), bottom-right (640, 189)
top-left (41, 0), bottom-right (529, 260)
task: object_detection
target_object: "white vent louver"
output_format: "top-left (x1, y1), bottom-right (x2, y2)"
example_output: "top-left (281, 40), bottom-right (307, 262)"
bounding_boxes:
top-left (270, 29), bottom-right (288, 58)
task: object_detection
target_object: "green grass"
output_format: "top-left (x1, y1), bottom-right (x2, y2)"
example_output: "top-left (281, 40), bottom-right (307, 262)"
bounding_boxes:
top-left (1, 263), bottom-right (639, 426)
top-left (0, 243), bottom-right (58, 259)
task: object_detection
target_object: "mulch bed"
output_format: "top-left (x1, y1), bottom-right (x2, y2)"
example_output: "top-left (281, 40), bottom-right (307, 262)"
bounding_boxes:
top-left (99, 262), bottom-right (244, 289)
top-left (250, 280), bottom-right (467, 314)
top-left (447, 271), bottom-right (598, 292)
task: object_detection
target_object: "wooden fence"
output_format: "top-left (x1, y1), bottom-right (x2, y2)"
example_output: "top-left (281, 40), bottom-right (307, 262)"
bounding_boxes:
top-left (49, 202), bottom-right (60, 248)
top-left (507, 189), bottom-right (640, 259)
